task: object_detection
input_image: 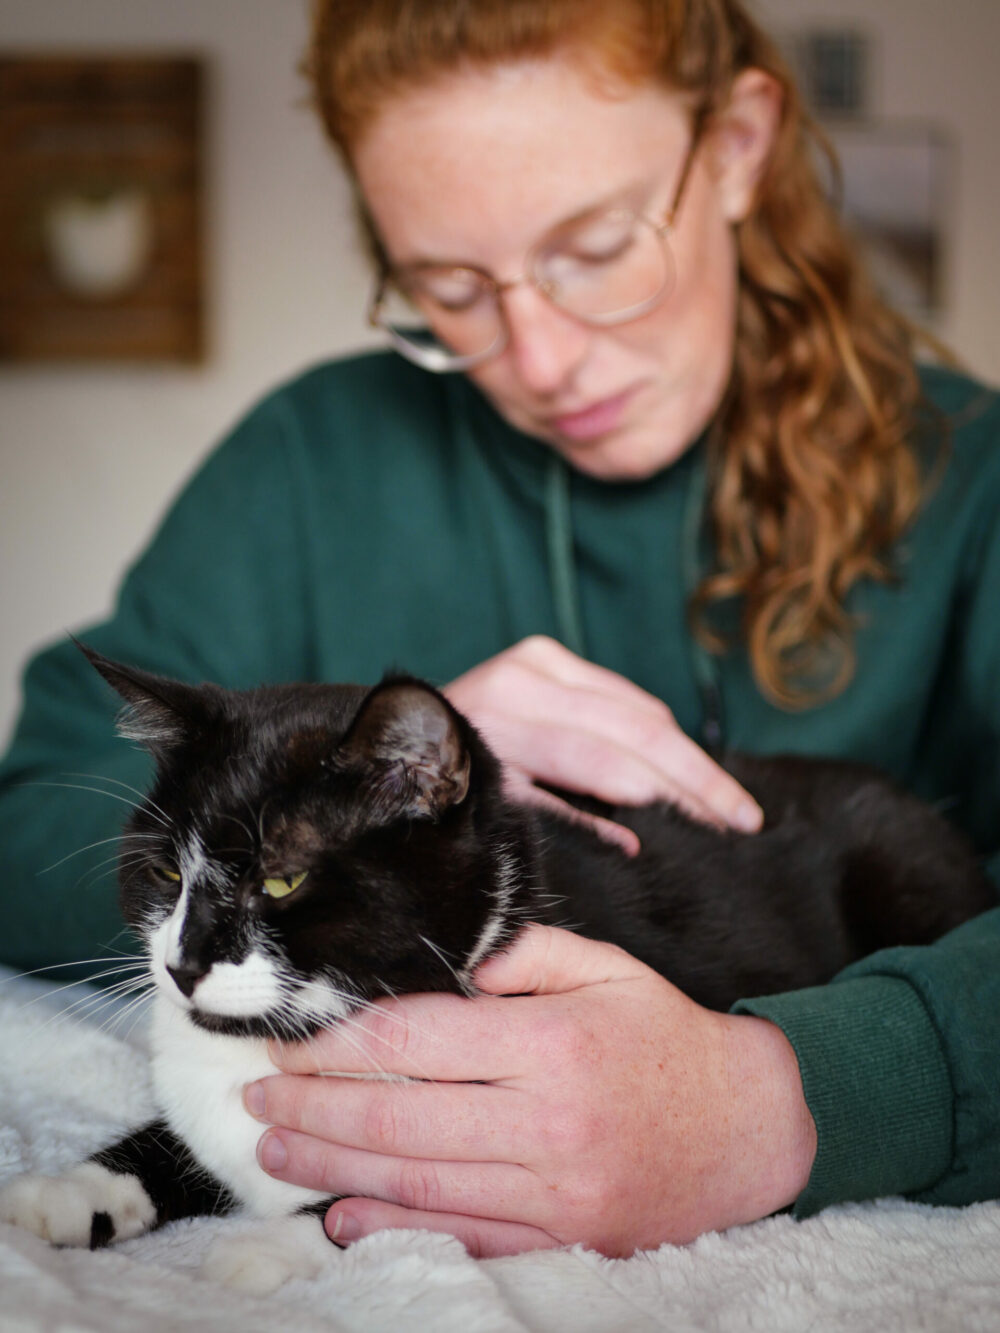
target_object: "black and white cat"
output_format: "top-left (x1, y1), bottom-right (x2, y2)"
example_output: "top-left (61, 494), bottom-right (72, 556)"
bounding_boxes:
top-left (0, 648), bottom-right (992, 1291)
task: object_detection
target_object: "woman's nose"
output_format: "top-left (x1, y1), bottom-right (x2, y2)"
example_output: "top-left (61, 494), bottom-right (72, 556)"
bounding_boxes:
top-left (499, 285), bottom-right (592, 395)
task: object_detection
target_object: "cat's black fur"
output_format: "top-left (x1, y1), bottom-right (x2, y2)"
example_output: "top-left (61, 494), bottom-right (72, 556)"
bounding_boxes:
top-left (1, 647), bottom-right (992, 1280)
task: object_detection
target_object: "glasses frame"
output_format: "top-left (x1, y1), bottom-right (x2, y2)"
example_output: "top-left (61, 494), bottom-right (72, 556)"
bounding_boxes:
top-left (367, 119), bottom-right (705, 374)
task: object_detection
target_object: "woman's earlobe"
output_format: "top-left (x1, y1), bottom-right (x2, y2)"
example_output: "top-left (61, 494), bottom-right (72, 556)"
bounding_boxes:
top-left (710, 68), bottom-right (783, 224)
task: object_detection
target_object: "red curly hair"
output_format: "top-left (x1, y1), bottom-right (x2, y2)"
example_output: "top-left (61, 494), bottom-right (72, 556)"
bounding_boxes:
top-left (306, 0), bottom-right (937, 707)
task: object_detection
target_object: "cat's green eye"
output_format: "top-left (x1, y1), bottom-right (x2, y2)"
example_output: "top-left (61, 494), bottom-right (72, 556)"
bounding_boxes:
top-left (261, 871), bottom-right (308, 900)
top-left (156, 865), bottom-right (181, 883)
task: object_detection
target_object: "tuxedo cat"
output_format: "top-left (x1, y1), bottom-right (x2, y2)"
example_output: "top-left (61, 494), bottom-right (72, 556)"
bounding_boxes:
top-left (0, 648), bottom-right (992, 1291)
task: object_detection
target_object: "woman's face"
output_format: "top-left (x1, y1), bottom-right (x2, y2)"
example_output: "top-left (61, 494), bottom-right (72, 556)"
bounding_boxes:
top-left (354, 57), bottom-right (771, 481)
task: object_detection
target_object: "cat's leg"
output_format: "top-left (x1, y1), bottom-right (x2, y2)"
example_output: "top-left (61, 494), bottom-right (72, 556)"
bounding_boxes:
top-left (201, 1200), bottom-right (341, 1295)
top-left (0, 1118), bottom-right (236, 1249)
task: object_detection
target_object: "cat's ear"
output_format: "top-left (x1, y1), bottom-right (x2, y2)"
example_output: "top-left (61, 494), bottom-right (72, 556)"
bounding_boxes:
top-left (77, 641), bottom-right (202, 754)
top-left (340, 679), bottom-right (471, 820)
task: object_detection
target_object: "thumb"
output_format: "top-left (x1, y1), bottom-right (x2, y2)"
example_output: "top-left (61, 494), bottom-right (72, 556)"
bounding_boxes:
top-left (474, 923), bottom-right (644, 997)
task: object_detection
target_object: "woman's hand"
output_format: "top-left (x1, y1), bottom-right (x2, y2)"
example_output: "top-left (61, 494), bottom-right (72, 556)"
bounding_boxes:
top-left (245, 926), bottom-right (817, 1258)
top-left (444, 636), bottom-right (762, 854)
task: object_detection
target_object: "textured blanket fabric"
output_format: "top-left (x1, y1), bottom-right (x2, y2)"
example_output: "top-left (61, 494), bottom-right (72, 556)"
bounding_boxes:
top-left (1, 969), bottom-right (998, 1333)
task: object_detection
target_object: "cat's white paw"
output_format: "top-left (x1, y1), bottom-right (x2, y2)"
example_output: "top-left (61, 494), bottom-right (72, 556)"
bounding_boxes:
top-left (0, 1162), bottom-right (156, 1247)
top-left (201, 1213), bottom-right (337, 1294)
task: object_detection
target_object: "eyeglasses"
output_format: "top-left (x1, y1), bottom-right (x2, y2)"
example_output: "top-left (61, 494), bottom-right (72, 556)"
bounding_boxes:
top-left (367, 127), bottom-right (702, 374)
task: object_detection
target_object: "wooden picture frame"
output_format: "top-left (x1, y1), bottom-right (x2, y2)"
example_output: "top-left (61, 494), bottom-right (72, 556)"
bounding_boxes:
top-left (0, 54), bottom-right (205, 363)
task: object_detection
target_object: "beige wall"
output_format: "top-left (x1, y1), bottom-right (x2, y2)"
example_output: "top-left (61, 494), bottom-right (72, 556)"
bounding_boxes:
top-left (2, 0), bottom-right (998, 742)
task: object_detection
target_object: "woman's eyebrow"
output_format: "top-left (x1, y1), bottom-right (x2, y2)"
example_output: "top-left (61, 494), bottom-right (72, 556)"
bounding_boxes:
top-left (390, 173), bottom-right (655, 273)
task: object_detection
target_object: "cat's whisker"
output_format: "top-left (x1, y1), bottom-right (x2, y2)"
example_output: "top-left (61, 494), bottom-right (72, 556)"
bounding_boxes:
top-left (25, 968), bottom-right (151, 1021)
top-left (417, 933), bottom-right (472, 996)
top-left (76, 868), bottom-right (127, 895)
top-left (65, 983), bottom-right (152, 1033)
top-left (321, 1000), bottom-right (438, 1082)
top-left (547, 917), bottom-right (585, 933)
top-left (0, 954), bottom-right (145, 985)
top-left (84, 851), bottom-right (152, 879)
top-left (37, 833), bottom-right (161, 876)
top-left (1, 970), bottom-right (150, 1018)
top-left (64, 772), bottom-right (173, 830)
top-left (99, 976), bottom-right (157, 1036)
top-left (311, 1016), bottom-right (395, 1080)
top-left (22, 974), bottom-right (152, 1045)
top-left (222, 808), bottom-right (258, 850)
top-left (22, 779), bottom-right (170, 828)
top-left (345, 992), bottom-right (441, 1062)
top-left (94, 986), bottom-right (156, 1041)
top-left (266, 978), bottom-right (406, 1079)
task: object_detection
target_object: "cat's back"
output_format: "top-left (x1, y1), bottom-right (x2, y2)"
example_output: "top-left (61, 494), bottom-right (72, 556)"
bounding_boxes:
top-left (531, 753), bottom-right (993, 1009)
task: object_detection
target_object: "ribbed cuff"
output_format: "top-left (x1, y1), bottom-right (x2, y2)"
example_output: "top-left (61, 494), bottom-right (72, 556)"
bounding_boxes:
top-left (733, 975), bottom-right (954, 1217)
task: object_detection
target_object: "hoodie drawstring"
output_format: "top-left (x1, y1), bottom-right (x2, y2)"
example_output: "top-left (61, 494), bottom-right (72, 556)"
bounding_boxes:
top-left (544, 453), bottom-right (587, 658)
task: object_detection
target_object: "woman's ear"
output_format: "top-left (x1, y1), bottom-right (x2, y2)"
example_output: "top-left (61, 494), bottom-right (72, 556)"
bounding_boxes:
top-left (707, 69), bottom-right (783, 224)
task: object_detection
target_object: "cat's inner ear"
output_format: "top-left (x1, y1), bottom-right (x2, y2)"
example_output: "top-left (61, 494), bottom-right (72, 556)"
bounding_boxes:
top-left (341, 680), bottom-right (471, 820)
top-left (78, 642), bottom-right (201, 753)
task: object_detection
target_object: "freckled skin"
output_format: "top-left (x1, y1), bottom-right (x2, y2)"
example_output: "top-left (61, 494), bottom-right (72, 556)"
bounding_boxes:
top-left (354, 58), bottom-right (744, 483)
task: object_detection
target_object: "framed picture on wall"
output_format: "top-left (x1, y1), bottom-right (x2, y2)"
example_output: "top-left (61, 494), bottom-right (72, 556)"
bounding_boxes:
top-left (796, 29), bottom-right (871, 119)
top-left (826, 123), bottom-right (951, 318)
top-left (0, 54), bottom-right (205, 362)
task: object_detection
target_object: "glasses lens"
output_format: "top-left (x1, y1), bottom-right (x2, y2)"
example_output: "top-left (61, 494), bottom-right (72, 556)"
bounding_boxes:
top-left (372, 269), bottom-right (503, 371)
top-left (534, 211), bottom-right (675, 325)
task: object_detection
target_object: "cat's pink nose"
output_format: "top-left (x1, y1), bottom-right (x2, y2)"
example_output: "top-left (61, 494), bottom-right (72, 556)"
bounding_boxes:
top-left (167, 961), bottom-right (208, 998)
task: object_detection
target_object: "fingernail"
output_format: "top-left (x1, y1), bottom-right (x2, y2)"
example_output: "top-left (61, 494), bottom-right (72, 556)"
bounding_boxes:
top-left (258, 1131), bottom-right (287, 1173)
top-left (329, 1211), bottom-right (363, 1245)
top-left (734, 800), bottom-right (763, 833)
top-left (243, 1081), bottom-right (266, 1119)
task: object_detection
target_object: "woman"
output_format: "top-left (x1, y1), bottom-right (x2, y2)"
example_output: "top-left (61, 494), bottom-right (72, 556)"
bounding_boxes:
top-left (2, 0), bottom-right (998, 1256)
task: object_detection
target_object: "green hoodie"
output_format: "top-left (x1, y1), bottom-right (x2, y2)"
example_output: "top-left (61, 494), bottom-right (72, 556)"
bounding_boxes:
top-left (2, 351), bottom-right (998, 1220)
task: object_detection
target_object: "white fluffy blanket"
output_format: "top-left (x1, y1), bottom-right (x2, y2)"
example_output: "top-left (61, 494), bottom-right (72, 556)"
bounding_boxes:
top-left (2, 968), bottom-right (999, 1333)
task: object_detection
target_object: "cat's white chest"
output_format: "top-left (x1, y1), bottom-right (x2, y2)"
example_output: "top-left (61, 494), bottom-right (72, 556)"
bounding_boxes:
top-left (150, 995), bottom-right (327, 1217)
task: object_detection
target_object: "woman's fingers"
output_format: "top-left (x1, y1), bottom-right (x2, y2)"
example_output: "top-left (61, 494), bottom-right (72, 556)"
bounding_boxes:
top-left (247, 1072), bottom-right (523, 1162)
top-left (444, 636), bottom-right (762, 832)
top-left (324, 1198), bottom-right (562, 1257)
top-left (493, 711), bottom-right (759, 831)
top-left (256, 1125), bottom-right (540, 1225)
top-left (501, 771), bottom-right (641, 855)
top-left (508, 634), bottom-right (672, 717)
top-left (269, 989), bottom-right (530, 1080)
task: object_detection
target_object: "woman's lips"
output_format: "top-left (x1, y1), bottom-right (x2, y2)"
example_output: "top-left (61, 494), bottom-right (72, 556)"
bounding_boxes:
top-left (548, 387), bottom-right (636, 442)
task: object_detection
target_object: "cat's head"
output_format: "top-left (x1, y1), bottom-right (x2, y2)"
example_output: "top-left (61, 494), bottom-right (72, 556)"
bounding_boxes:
top-left (84, 646), bottom-right (532, 1040)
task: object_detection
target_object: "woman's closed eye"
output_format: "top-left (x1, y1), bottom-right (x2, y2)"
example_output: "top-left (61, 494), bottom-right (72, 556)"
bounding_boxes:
top-left (409, 268), bottom-right (489, 314)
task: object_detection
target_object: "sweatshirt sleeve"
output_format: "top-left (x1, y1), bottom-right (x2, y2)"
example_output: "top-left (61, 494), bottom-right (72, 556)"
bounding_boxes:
top-left (734, 905), bottom-right (1000, 1215)
top-left (0, 388), bottom-right (317, 979)
top-left (736, 906), bottom-right (1000, 1221)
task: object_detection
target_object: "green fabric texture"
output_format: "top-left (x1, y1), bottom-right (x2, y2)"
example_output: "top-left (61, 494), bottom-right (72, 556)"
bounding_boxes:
top-left (1, 350), bottom-right (999, 1218)
top-left (735, 977), bottom-right (955, 1214)
top-left (737, 904), bottom-right (1000, 1215)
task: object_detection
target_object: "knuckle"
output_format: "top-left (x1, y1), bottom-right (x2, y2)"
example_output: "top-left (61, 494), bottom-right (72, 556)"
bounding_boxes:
top-left (702, 769), bottom-right (748, 814)
top-left (363, 1093), bottom-right (405, 1153)
top-left (696, 770), bottom-right (733, 809)
top-left (397, 1158), bottom-right (442, 1213)
top-left (533, 1010), bottom-right (591, 1068)
top-left (317, 1152), bottom-right (350, 1196)
top-left (517, 634), bottom-right (556, 659)
top-left (627, 704), bottom-right (677, 758)
top-left (364, 1007), bottom-right (410, 1063)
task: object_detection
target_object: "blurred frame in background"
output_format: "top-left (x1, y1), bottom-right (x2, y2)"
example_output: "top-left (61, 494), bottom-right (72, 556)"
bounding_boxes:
top-left (0, 54), bottom-right (205, 362)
